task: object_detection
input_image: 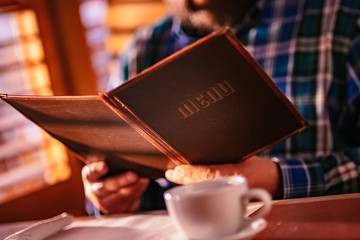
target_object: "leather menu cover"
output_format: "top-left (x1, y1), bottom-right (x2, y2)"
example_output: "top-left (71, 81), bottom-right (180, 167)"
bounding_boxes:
top-left (0, 28), bottom-right (308, 178)
top-left (1, 95), bottom-right (174, 178)
top-left (106, 27), bottom-right (308, 165)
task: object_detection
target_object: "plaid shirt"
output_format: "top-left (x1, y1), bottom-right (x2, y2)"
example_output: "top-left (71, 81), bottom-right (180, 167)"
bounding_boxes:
top-left (109, 0), bottom-right (360, 200)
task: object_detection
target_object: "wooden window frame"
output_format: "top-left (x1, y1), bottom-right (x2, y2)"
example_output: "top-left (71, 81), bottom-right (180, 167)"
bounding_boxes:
top-left (0, 0), bottom-right (100, 222)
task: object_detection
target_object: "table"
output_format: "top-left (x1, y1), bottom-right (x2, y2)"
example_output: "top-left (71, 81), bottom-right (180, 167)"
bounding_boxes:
top-left (1, 193), bottom-right (360, 240)
top-left (255, 193), bottom-right (360, 239)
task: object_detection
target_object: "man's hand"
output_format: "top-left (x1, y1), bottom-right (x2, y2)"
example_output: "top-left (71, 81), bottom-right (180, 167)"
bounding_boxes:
top-left (165, 156), bottom-right (283, 198)
top-left (82, 161), bottom-right (149, 213)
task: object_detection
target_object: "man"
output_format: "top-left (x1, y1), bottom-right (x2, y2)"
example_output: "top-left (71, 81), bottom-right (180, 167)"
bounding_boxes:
top-left (82, 0), bottom-right (360, 214)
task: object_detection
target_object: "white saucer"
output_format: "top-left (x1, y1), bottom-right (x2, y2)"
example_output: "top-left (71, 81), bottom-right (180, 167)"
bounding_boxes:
top-left (217, 218), bottom-right (267, 240)
top-left (165, 218), bottom-right (267, 240)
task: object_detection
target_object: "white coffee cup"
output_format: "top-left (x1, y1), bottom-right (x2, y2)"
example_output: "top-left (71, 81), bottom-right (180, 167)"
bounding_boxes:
top-left (164, 176), bottom-right (272, 239)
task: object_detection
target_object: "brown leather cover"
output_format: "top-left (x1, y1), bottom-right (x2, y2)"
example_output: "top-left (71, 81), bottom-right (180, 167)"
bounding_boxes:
top-left (255, 193), bottom-right (360, 239)
top-left (1, 28), bottom-right (308, 178)
top-left (106, 28), bottom-right (308, 165)
top-left (1, 95), bottom-right (174, 178)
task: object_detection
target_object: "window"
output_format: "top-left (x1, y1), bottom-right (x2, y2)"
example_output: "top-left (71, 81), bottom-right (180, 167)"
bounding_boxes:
top-left (79, 0), bottom-right (110, 92)
top-left (0, 8), bottom-right (71, 204)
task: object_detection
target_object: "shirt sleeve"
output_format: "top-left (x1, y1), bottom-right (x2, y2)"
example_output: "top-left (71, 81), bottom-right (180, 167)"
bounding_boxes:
top-left (274, 35), bottom-right (360, 199)
top-left (275, 149), bottom-right (360, 198)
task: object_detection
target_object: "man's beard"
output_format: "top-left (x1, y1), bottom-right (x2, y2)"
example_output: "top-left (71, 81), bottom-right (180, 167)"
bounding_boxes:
top-left (164, 0), bottom-right (242, 36)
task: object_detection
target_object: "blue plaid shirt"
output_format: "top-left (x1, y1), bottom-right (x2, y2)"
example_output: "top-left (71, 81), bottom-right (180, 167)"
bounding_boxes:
top-left (109, 0), bottom-right (360, 200)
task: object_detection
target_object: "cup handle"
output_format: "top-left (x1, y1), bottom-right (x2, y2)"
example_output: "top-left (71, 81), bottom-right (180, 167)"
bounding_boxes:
top-left (241, 188), bottom-right (272, 225)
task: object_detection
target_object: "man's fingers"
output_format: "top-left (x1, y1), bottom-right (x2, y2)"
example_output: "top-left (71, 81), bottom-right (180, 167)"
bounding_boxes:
top-left (98, 178), bottom-right (149, 212)
top-left (91, 182), bottom-right (108, 196)
top-left (103, 171), bottom-right (138, 191)
top-left (89, 171), bottom-right (140, 197)
top-left (165, 165), bottom-right (217, 184)
top-left (82, 161), bottom-right (109, 182)
top-left (165, 164), bottom-right (241, 184)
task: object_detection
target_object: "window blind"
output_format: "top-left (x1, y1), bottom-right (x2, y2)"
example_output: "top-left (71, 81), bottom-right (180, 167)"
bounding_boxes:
top-left (0, 9), bottom-right (71, 204)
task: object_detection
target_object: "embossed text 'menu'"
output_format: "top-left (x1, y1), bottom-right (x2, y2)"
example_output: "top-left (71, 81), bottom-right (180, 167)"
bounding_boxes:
top-left (177, 80), bottom-right (236, 119)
